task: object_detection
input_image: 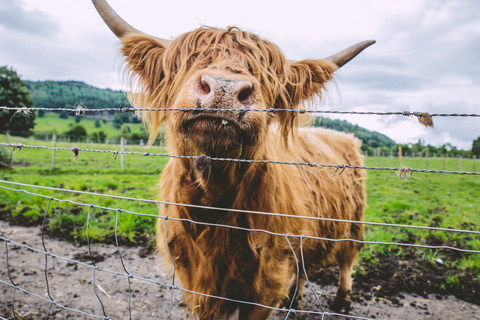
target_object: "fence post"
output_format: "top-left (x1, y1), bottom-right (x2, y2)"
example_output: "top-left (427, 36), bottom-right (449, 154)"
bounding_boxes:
top-left (6, 132), bottom-right (9, 144)
top-left (399, 145), bottom-right (403, 167)
top-left (474, 156), bottom-right (476, 172)
top-left (442, 154), bottom-right (445, 170)
top-left (106, 138), bottom-right (109, 148)
top-left (121, 137), bottom-right (125, 171)
top-left (52, 132), bottom-right (56, 169)
top-left (459, 156), bottom-right (462, 171)
top-left (425, 151), bottom-right (428, 170)
top-left (377, 147), bottom-right (381, 166)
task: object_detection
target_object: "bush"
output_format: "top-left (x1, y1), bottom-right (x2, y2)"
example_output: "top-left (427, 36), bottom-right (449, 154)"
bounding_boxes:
top-left (0, 147), bottom-right (10, 169)
top-left (95, 120), bottom-right (101, 128)
top-left (59, 110), bottom-right (69, 119)
top-left (90, 131), bottom-right (107, 143)
top-left (66, 124), bottom-right (87, 141)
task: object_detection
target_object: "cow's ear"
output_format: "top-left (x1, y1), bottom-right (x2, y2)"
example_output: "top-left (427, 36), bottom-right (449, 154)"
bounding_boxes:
top-left (286, 59), bottom-right (338, 108)
top-left (121, 34), bottom-right (167, 88)
top-left (275, 59), bottom-right (337, 143)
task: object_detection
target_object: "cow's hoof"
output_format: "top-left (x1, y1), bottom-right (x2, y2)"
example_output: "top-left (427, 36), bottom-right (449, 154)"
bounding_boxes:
top-left (330, 290), bottom-right (351, 314)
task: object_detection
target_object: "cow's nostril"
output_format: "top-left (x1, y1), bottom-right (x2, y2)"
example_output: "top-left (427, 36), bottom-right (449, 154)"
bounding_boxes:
top-left (200, 79), bottom-right (211, 94)
top-left (238, 87), bottom-right (253, 104)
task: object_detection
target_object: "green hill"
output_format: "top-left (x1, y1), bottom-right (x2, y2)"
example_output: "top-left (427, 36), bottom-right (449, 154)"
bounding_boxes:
top-left (25, 80), bottom-right (131, 109)
top-left (314, 117), bottom-right (396, 149)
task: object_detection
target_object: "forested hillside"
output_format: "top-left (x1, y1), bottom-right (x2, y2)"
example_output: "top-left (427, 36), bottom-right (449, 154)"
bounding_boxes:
top-left (25, 80), bottom-right (131, 109)
top-left (314, 117), bottom-right (395, 148)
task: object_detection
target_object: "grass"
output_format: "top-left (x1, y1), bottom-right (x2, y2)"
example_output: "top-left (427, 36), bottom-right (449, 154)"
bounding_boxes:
top-left (0, 134), bottom-right (479, 275)
top-left (34, 112), bottom-right (146, 140)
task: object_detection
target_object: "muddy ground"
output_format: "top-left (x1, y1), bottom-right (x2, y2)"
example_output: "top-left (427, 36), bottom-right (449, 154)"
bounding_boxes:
top-left (0, 220), bottom-right (479, 320)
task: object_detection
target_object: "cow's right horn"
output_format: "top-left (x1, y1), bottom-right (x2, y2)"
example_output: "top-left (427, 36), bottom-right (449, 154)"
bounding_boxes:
top-left (92, 0), bottom-right (172, 47)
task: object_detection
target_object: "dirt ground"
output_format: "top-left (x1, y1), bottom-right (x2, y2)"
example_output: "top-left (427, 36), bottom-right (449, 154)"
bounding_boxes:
top-left (0, 220), bottom-right (479, 320)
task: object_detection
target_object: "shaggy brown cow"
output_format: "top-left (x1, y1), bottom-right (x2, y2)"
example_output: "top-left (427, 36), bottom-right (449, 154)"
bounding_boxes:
top-left (93, 1), bottom-right (372, 319)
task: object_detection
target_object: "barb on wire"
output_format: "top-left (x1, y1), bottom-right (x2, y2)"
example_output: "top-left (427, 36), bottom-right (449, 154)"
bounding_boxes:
top-left (1, 142), bottom-right (479, 176)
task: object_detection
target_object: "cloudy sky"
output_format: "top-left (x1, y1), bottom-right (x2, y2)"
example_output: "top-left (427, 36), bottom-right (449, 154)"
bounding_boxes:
top-left (1, 0), bottom-right (479, 149)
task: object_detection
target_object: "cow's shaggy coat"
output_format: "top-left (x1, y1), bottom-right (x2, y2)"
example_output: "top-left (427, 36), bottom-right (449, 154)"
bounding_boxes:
top-left (119, 26), bottom-right (366, 320)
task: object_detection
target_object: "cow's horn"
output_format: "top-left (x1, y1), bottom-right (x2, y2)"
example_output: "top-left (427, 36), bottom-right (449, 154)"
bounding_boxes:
top-left (92, 0), bottom-right (172, 47)
top-left (325, 40), bottom-right (376, 68)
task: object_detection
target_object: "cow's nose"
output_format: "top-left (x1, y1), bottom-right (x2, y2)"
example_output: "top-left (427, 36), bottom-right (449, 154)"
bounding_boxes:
top-left (196, 74), bottom-right (255, 107)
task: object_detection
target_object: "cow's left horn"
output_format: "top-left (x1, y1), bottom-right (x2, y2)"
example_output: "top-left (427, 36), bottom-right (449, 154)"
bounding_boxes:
top-left (92, 0), bottom-right (172, 47)
top-left (325, 40), bottom-right (376, 68)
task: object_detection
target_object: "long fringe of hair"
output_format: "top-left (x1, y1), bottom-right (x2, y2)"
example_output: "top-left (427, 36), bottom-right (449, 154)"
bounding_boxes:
top-left (121, 26), bottom-right (337, 146)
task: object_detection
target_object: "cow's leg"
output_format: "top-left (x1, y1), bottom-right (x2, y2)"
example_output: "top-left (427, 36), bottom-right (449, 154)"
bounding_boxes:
top-left (285, 274), bottom-right (305, 310)
top-left (330, 241), bottom-right (358, 313)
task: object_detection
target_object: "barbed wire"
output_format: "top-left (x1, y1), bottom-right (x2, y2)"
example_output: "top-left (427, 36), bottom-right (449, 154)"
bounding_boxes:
top-left (1, 142), bottom-right (479, 176)
top-left (1, 179), bottom-right (479, 236)
top-left (1, 105), bottom-right (480, 118)
top-left (0, 186), bottom-right (381, 320)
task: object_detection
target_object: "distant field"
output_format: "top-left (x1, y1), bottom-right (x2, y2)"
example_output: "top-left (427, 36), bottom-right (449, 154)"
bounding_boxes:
top-left (0, 134), bottom-right (479, 282)
top-left (34, 112), bottom-right (146, 141)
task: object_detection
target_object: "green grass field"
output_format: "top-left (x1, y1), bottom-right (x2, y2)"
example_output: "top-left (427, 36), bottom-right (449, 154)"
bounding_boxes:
top-left (0, 134), bottom-right (479, 281)
top-left (34, 112), bottom-right (146, 140)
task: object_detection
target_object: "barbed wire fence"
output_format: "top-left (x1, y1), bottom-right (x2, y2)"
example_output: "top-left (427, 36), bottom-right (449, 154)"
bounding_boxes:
top-left (0, 105), bottom-right (479, 319)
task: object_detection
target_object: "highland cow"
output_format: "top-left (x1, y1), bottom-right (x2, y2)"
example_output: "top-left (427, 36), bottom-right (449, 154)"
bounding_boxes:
top-left (93, 1), bottom-right (372, 319)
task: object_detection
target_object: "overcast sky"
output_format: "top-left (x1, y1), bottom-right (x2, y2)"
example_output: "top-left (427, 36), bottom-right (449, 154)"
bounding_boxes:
top-left (1, 0), bottom-right (479, 150)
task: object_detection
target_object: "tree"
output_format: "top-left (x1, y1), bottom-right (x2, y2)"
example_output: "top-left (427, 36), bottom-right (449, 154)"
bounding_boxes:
top-left (66, 124), bottom-right (87, 141)
top-left (472, 137), bottom-right (480, 157)
top-left (59, 110), bottom-right (69, 119)
top-left (0, 66), bottom-right (36, 136)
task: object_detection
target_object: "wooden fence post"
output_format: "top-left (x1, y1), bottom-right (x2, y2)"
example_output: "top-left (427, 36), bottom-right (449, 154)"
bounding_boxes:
top-left (399, 145), bottom-right (403, 167)
top-left (52, 132), bottom-right (56, 169)
top-left (442, 154), bottom-right (445, 170)
top-left (425, 151), bottom-right (428, 170)
top-left (121, 137), bottom-right (125, 171)
top-left (474, 156), bottom-right (476, 172)
top-left (377, 147), bottom-right (381, 166)
top-left (459, 156), bottom-right (462, 171)
top-left (6, 132), bottom-right (9, 144)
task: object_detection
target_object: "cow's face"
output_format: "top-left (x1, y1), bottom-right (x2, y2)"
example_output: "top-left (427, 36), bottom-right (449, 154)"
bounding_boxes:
top-left (121, 28), bottom-right (340, 161)
top-left (93, 0), bottom-right (374, 178)
top-left (158, 27), bottom-right (293, 161)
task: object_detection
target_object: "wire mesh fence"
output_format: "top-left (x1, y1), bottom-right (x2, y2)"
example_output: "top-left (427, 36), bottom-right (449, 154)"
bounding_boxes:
top-left (1, 183), bottom-right (479, 319)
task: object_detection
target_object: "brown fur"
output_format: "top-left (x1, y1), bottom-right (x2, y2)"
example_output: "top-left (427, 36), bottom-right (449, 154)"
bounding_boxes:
top-left (120, 26), bottom-right (366, 319)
